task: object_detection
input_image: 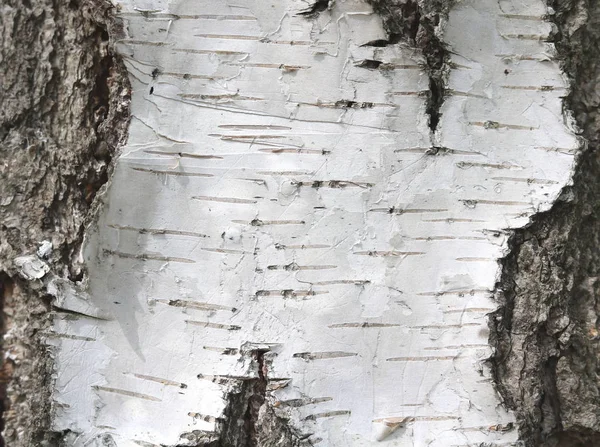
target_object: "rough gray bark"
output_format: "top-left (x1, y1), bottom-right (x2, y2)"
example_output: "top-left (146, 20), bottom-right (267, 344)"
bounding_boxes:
top-left (489, 0), bottom-right (600, 445)
top-left (0, 0), bottom-right (130, 445)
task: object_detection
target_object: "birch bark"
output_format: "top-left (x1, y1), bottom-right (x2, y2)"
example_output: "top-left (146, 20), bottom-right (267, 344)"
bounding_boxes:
top-left (11, 0), bottom-right (583, 445)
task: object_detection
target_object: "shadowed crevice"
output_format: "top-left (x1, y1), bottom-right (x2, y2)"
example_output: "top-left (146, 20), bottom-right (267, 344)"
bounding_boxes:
top-left (214, 350), bottom-right (308, 447)
top-left (365, 0), bottom-right (453, 134)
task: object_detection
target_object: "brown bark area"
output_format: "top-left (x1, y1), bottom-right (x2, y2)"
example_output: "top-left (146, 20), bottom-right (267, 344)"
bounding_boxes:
top-left (490, 0), bottom-right (600, 445)
top-left (0, 0), bottom-right (129, 444)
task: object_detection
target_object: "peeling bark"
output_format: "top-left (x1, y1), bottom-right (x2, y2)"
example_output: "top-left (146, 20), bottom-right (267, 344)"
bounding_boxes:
top-left (0, 0), bottom-right (130, 444)
top-left (490, 0), bottom-right (600, 445)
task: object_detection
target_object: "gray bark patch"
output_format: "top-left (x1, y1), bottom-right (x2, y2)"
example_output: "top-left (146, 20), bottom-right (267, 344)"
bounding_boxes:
top-left (0, 0), bottom-right (130, 444)
top-left (489, 0), bottom-right (600, 445)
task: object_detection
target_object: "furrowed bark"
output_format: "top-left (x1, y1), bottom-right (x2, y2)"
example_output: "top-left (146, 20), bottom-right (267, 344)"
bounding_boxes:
top-left (489, 0), bottom-right (600, 445)
top-left (0, 0), bottom-right (130, 445)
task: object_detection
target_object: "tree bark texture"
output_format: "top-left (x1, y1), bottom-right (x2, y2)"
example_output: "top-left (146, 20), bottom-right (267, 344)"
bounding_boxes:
top-left (0, 0), bottom-right (130, 445)
top-left (490, 0), bottom-right (600, 445)
top-left (0, 0), bottom-right (599, 446)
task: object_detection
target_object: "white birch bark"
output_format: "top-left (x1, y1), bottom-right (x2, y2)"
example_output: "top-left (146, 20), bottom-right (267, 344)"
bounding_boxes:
top-left (47, 0), bottom-right (578, 445)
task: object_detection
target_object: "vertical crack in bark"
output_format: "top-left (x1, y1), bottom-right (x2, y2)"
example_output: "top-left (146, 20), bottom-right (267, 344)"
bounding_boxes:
top-left (243, 350), bottom-right (268, 447)
top-left (215, 350), bottom-right (307, 447)
top-left (364, 0), bottom-right (452, 135)
top-left (420, 20), bottom-right (448, 134)
top-left (0, 0), bottom-right (130, 444)
top-left (490, 0), bottom-right (600, 445)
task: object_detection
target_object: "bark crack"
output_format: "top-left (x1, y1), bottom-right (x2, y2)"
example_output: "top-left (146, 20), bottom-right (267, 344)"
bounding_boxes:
top-left (243, 350), bottom-right (269, 447)
top-left (209, 349), bottom-right (309, 447)
top-left (364, 0), bottom-right (452, 135)
top-left (297, 0), bottom-right (331, 17)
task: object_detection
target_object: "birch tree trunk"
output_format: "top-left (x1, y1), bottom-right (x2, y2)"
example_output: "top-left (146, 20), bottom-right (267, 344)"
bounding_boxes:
top-left (2, 0), bottom-right (600, 446)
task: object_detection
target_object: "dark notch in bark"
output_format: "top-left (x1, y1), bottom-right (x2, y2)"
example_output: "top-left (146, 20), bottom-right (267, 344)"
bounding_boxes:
top-left (214, 349), bottom-right (306, 447)
top-left (0, 0), bottom-right (130, 444)
top-left (297, 0), bottom-right (331, 17)
top-left (243, 349), bottom-right (269, 446)
top-left (489, 0), bottom-right (600, 445)
top-left (421, 25), bottom-right (448, 133)
top-left (364, 0), bottom-right (452, 134)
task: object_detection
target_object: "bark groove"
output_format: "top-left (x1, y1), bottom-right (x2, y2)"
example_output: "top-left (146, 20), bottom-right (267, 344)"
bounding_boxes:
top-left (365, 0), bottom-right (452, 133)
top-left (216, 351), bottom-right (306, 447)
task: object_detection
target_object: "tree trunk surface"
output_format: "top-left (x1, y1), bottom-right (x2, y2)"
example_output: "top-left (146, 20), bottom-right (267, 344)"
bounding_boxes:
top-left (1, 0), bottom-right (599, 446)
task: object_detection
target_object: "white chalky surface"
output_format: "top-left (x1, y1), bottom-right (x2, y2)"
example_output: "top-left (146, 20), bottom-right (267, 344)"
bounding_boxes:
top-left (49, 0), bottom-right (578, 445)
